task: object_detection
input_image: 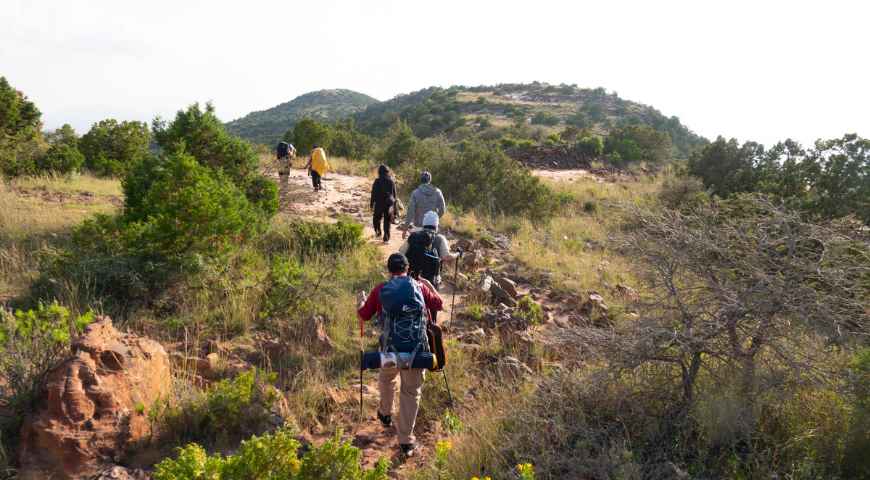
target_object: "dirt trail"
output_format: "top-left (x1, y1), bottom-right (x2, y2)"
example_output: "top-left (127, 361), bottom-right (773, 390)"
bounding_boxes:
top-left (277, 167), bottom-right (462, 476)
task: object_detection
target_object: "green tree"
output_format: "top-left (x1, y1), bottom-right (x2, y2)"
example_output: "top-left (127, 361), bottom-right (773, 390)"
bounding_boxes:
top-left (382, 119), bottom-right (418, 167)
top-left (80, 119), bottom-right (151, 177)
top-left (560, 125), bottom-right (585, 144)
top-left (687, 136), bottom-right (764, 197)
top-left (613, 138), bottom-right (642, 162)
top-left (565, 112), bottom-right (591, 129)
top-left (531, 111), bottom-right (560, 126)
top-left (0, 76), bottom-right (44, 176)
top-left (38, 124), bottom-right (84, 175)
top-left (605, 125), bottom-right (672, 163)
top-left (803, 134), bottom-right (870, 223)
top-left (152, 102), bottom-right (277, 218)
top-left (581, 102), bottom-right (607, 123)
top-left (577, 135), bottom-right (604, 155)
top-left (293, 117), bottom-right (332, 156)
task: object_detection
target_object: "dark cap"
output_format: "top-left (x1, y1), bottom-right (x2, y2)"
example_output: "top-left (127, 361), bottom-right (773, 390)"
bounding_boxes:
top-left (387, 253), bottom-right (409, 273)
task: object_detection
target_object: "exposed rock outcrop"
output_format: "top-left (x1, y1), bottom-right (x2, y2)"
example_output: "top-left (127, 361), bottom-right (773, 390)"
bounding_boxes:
top-left (17, 317), bottom-right (170, 480)
top-left (504, 145), bottom-right (596, 169)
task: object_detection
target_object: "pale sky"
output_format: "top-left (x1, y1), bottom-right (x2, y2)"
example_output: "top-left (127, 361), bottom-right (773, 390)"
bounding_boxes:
top-left (2, 0), bottom-right (867, 149)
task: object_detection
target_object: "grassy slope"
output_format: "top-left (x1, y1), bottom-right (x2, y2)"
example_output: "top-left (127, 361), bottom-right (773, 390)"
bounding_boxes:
top-left (225, 89), bottom-right (379, 147)
top-left (354, 83), bottom-right (709, 158)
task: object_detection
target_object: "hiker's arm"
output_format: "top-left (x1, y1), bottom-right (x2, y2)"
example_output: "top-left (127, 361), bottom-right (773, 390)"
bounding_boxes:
top-left (420, 281), bottom-right (444, 311)
top-left (357, 287), bottom-right (380, 321)
top-left (370, 180), bottom-right (378, 209)
top-left (403, 193), bottom-right (417, 230)
top-left (442, 252), bottom-right (459, 263)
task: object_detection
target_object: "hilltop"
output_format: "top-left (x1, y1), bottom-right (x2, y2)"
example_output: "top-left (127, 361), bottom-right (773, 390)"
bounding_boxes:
top-left (225, 89), bottom-right (379, 147)
top-left (354, 83), bottom-right (709, 158)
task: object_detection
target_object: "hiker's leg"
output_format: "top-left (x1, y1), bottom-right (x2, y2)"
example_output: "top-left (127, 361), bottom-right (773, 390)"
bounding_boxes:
top-left (378, 365), bottom-right (399, 416)
top-left (372, 204), bottom-right (385, 235)
top-left (396, 368), bottom-right (426, 445)
top-left (383, 209), bottom-right (391, 239)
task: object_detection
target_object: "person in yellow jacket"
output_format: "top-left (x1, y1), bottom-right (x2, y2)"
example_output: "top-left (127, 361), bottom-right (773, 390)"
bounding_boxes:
top-left (303, 145), bottom-right (330, 191)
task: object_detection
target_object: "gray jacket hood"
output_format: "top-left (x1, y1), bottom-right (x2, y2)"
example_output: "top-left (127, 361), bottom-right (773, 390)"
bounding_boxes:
top-left (417, 183), bottom-right (441, 196)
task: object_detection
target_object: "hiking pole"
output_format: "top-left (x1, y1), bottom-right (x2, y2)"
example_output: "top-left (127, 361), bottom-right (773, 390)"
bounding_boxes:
top-left (359, 317), bottom-right (364, 419)
top-left (441, 248), bottom-right (463, 412)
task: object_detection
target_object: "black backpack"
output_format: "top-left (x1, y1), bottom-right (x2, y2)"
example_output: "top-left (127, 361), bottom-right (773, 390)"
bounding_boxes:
top-left (407, 230), bottom-right (441, 283)
top-left (276, 141), bottom-right (291, 157)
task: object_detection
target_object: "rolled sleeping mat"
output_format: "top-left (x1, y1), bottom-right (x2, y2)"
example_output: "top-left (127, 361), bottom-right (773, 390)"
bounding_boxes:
top-left (361, 352), bottom-right (436, 371)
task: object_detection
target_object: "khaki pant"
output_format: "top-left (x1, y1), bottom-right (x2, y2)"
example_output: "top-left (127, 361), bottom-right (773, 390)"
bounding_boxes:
top-left (378, 365), bottom-right (426, 444)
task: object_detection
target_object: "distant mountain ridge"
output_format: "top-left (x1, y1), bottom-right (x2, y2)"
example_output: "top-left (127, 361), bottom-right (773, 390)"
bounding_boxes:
top-left (225, 89), bottom-right (379, 147)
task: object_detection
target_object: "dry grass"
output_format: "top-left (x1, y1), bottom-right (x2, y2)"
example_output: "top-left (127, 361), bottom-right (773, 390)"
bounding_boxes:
top-left (0, 175), bottom-right (121, 302)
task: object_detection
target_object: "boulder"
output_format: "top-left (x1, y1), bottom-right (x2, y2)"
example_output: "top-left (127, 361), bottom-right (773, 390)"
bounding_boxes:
top-left (493, 277), bottom-right (518, 298)
top-left (480, 238), bottom-right (497, 249)
top-left (17, 317), bottom-right (170, 480)
top-left (491, 285), bottom-right (516, 307)
top-left (476, 274), bottom-right (493, 293)
top-left (301, 314), bottom-right (336, 352)
top-left (496, 356), bottom-right (533, 379)
top-left (170, 352), bottom-right (212, 379)
top-left (616, 284), bottom-right (640, 303)
top-left (464, 250), bottom-right (485, 269)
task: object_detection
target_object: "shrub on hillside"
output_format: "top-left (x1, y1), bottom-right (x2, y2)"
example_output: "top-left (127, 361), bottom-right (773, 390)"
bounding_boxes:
top-left (420, 140), bottom-right (558, 221)
top-left (531, 111), bottom-right (560, 126)
top-left (499, 137), bottom-right (519, 149)
top-left (577, 136), bottom-right (603, 155)
top-left (518, 139), bottom-right (535, 148)
top-left (79, 119), bottom-right (150, 177)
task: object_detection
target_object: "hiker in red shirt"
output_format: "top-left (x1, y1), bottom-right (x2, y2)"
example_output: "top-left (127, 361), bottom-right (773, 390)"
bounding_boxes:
top-left (356, 253), bottom-right (443, 457)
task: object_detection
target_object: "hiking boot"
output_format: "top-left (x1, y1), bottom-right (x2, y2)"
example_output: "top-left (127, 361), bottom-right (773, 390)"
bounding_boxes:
top-left (377, 410), bottom-right (392, 428)
top-left (399, 442), bottom-right (418, 457)
top-left (374, 228), bottom-right (382, 238)
top-left (383, 234), bottom-right (390, 243)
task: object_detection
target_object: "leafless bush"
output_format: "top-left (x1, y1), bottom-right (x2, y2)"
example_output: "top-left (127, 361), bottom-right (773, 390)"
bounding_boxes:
top-left (603, 196), bottom-right (869, 406)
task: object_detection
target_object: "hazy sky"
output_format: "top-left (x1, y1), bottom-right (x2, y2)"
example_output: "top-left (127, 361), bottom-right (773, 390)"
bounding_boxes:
top-left (2, 0), bottom-right (867, 148)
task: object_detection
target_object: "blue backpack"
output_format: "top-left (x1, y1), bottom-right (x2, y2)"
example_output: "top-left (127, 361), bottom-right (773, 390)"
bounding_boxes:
top-left (378, 276), bottom-right (430, 361)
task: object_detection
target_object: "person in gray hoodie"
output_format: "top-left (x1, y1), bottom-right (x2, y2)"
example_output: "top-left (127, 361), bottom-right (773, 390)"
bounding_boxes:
top-left (402, 171), bottom-right (446, 239)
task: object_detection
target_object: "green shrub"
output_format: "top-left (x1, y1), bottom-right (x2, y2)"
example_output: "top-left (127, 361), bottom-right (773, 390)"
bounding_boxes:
top-left (556, 190), bottom-right (578, 205)
top-left (546, 133), bottom-right (561, 144)
top-left (37, 125), bottom-right (84, 175)
top-left (153, 425), bottom-right (390, 480)
top-left (577, 136), bottom-right (604, 155)
top-left (79, 119), bottom-right (150, 177)
top-left (476, 96), bottom-right (487, 105)
top-left (419, 140), bottom-right (558, 221)
top-left (517, 140), bottom-right (535, 148)
top-left (128, 151), bottom-right (266, 255)
top-left (155, 368), bottom-right (279, 446)
top-left (152, 102), bottom-right (277, 218)
top-left (0, 303), bottom-right (94, 448)
top-left (613, 139), bottom-right (641, 162)
top-left (282, 216), bottom-right (364, 257)
top-left (292, 117), bottom-right (332, 159)
top-left (531, 111), bottom-right (560, 126)
top-left (499, 137), bottom-right (519, 149)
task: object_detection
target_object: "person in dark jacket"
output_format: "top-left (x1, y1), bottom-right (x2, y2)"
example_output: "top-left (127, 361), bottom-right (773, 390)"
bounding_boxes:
top-left (370, 164), bottom-right (397, 242)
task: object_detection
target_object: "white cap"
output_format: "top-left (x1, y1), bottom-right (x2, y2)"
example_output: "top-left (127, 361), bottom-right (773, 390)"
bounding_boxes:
top-left (423, 211), bottom-right (439, 229)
